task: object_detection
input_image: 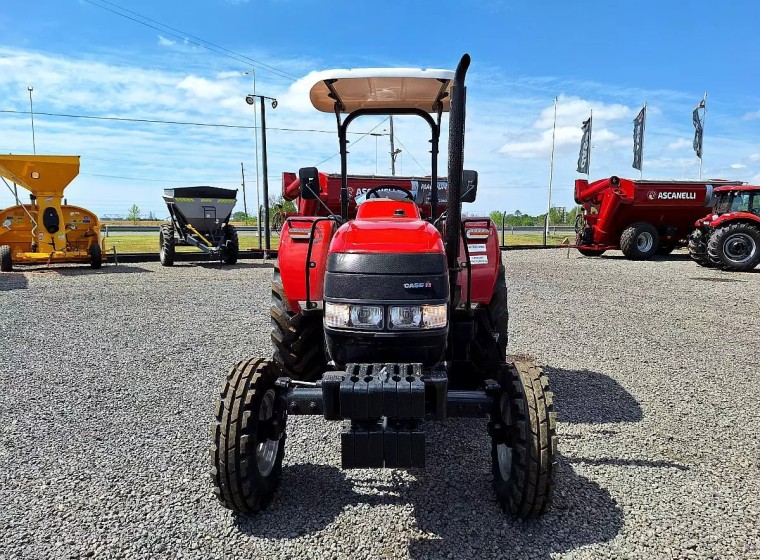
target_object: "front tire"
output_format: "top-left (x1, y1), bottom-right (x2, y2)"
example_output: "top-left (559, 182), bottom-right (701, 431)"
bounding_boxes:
top-left (491, 361), bottom-right (557, 518)
top-left (577, 248), bottom-right (605, 257)
top-left (222, 224), bottom-right (239, 265)
top-left (89, 244), bottom-right (102, 269)
top-left (210, 358), bottom-right (286, 513)
top-left (688, 229), bottom-right (712, 267)
top-left (0, 245), bottom-right (12, 272)
top-left (271, 264), bottom-right (326, 381)
top-left (707, 222), bottom-right (760, 271)
top-left (620, 222), bottom-right (659, 260)
top-left (159, 224), bottom-right (175, 267)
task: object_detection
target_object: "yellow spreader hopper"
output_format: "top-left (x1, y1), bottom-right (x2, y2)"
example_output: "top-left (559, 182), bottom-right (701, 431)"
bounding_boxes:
top-left (0, 155), bottom-right (104, 271)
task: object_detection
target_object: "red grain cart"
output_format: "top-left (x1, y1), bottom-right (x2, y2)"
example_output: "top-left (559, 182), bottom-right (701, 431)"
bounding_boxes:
top-left (574, 176), bottom-right (740, 260)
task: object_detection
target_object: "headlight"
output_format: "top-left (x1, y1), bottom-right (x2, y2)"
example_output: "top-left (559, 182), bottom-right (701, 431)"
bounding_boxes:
top-left (389, 304), bottom-right (447, 330)
top-left (324, 303), bottom-right (383, 330)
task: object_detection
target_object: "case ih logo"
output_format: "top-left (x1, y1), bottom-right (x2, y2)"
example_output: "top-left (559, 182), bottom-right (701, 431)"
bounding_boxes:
top-left (648, 191), bottom-right (696, 201)
top-left (404, 281), bottom-right (432, 289)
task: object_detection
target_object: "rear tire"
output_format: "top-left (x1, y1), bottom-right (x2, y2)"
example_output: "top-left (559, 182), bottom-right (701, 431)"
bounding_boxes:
top-left (271, 264), bottom-right (326, 381)
top-left (466, 263), bottom-right (508, 383)
top-left (688, 229), bottom-right (712, 267)
top-left (0, 245), bottom-right (12, 272)
top-left (620, 222), bottom-right (659, 260)
top-left (159, 224), bottom-right (175, 267)
top-left (577, 248), bottom-right (605, 257)
top-left (222, 224), bottom-right (239, 265)
top-left (491, 361), bottom-right (557, 518)
top-left (89, 244), bottom-right (102, 269)
top-left (707, 222), bottom-right (760, 271)
top-left (210, 358), bottom-right (286, 513)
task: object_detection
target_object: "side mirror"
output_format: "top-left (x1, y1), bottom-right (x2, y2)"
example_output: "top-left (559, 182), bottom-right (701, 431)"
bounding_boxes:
top-left (299, 167), bottom-right (320, 200)
top-left (461, 170), bottom-right (478, 203)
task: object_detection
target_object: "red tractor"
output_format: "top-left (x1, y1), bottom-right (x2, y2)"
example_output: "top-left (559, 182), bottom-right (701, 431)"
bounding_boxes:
top-left (689, 184), bottom-right (760, 271)
top-left (210, 55), bottom-right (557, 518)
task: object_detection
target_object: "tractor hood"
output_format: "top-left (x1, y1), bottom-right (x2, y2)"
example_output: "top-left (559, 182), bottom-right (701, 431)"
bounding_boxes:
top-left (329, 218), bottom-right (444, 253)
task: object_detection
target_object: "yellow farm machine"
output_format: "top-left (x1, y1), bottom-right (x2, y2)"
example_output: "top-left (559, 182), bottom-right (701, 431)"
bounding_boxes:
top-left (0, 155), bottom-right (103, 271)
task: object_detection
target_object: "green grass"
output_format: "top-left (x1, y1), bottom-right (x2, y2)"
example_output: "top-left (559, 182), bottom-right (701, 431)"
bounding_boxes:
top-left (103, 231), bottom-right (567, 253)
top-left (103, 232), bottom-right (280, 254)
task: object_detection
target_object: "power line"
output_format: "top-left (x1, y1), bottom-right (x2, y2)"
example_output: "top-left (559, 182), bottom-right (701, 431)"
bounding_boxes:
top-left (390, 133), bottom-right (426, 174)
top-left (80, 0), bottom-right (299, 81)
top-left (0, 110), bottom-right (372, 135)
top-left (312, 117), bottom-right (390, 167)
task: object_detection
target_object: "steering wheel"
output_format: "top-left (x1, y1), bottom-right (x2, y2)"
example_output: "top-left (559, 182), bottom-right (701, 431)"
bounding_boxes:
top-left (365, 185), bottom-right (415, 201)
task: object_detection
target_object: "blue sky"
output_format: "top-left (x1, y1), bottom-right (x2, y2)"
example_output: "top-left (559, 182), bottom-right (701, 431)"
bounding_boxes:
top-left (1, 0), bottom-right (759, 217)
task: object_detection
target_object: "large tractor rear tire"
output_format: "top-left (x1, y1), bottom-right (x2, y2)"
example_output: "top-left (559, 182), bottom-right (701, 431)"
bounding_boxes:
top-left (491, 361), bottom-right (557, 518)
top-left (271, 265), bottom-right (326, 381)
top-left (620, 222), bottom-right (659, 260)
top-left (707, 222), bottom-right (760, 271)
top-left (222, 224), bottom-right (239, 265)
top-left (0, 245), bottom-right (12, 272)
top-left (159, 224), bottom-right (175, 267)
top-left (89, 244), bottom-right (102, 269)
top-left (688, 229), bottom-right (712, 267)
top-left (210, 357), bottom-right (286, 513)
top-left (577, 248), bottom-right (605, 257)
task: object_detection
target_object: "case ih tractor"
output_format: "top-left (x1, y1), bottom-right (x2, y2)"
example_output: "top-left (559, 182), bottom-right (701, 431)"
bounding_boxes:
top-left (210, 55), bottom-right (557, 518)
top-left (574, 176), bottom-right (740, 260)
top-left (689, 184), bottom-right (760, 271)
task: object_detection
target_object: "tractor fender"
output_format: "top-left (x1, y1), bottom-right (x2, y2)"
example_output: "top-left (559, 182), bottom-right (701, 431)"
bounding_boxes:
top-left (457, 219), bottom-right (501, 304)
top-left (708, 212), bottom-right (760, 228)
top-left (277, 218), bottom-right (336, 312)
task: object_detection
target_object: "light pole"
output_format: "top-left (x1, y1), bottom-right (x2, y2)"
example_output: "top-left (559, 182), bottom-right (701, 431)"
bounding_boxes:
top-left (28, 86), bottom-right (36, 154)
top-left (246, 93), bottom-right (278, 252)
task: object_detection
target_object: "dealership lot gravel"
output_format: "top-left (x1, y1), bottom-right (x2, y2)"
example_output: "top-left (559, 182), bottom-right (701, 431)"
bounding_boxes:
top-left (1, 249), bottom-right (758, 560)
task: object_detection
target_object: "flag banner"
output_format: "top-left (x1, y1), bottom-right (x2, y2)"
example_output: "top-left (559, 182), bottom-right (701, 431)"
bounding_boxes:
top-left (576, 116), bottom-right (592, 174)
top-left (632, 105), bottom-right (646, 170)
top-left (693, 98), bottom-right (705, 158)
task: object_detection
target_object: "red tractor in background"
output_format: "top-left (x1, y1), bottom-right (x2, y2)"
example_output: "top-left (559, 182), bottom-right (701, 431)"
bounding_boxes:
top-left (689, 185), bottom-right (760, 271)
top-left (211, 55), bottom-right (557, 518)
top-left (574, 176), bottom-right (740, 260)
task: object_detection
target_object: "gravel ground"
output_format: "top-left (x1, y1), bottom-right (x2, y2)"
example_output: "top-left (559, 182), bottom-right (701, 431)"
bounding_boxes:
top-left (1, 250), bottom-right (758, 560)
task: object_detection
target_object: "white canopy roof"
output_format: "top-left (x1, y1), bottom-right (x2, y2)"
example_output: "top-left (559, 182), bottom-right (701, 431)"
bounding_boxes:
top-left (309, 68), bottom-right (455, 114)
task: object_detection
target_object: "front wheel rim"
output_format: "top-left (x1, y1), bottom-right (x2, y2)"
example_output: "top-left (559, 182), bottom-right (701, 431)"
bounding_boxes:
top-left (724, 233), bottom-right (756, 264)
top-left (257, 390), bottom-right (279, 477)
top-left (496, 443), bottom-right (513, 480)
top-left (637, 231), bottom-right (654, 253)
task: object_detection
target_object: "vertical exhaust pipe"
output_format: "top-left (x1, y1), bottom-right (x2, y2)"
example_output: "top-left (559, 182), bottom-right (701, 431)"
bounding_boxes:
top-left (445, 54), bottom-right (471, 305)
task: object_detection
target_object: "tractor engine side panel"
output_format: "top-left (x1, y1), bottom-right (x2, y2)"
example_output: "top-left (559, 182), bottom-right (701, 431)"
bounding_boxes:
top-left (457, 219), bottom-right (500, 304)
top-left (278, 218), bottom-right (336, 312)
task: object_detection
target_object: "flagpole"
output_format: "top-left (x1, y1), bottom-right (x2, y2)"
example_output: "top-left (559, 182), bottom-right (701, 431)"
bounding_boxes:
top-left (640, 102), bottom-right (646, 180)
top-left (546, 96), bottom-right (558, 240)
top-left (588, 109), bottom-right (593, 179)
top-left (698, 92), bottom-right (707, 179)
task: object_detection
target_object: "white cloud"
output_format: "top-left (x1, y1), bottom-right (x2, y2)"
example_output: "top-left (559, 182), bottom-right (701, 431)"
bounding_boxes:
top-left (742, 109), bottom-right (760, 120)
top-left (666, 138), bottom-right (692, 151)
top-left (730, 163), bottom-right (747, 169)
top-left (157, 35), bottom-right (176, 47)
top-left (177, 75), bottom-right (229, 100)
top-left (749, 153), bottom-right (760, 162)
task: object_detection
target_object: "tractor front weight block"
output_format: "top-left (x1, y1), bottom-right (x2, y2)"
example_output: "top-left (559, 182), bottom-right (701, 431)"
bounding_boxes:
top-left (277, 363), bottom-right (496, 469)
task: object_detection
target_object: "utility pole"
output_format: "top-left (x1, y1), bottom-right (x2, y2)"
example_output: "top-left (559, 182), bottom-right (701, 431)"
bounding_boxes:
top-left (389, 116), bottom-right (401, 176)
top-left (246, 93), bottom-right (278, 253)
top-left (28, 86), bottom-right (36, 154)
top-left (240, 163), bottom-right (248, 220)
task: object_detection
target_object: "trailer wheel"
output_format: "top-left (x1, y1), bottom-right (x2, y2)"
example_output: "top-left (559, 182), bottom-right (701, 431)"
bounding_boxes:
top-left (707, 222), bottom-right (760, 271)
top-left (577, 248), bottom-right (605, 257)
top-left (222, 224), bottom-right (239, 265)
top-left (0, 245), bottom-right (12, 272)
top-left (688, 229), bottom-right (712, 267)
top-left (89, 244), bottom-right (102, 269)
top-left (620, 222), bottom-right (659, 260)
top-left (491, 361), bottom-right (557, 518)
top-left (159, 224), bottom-right (175, 267)
top-left (271, 265), bottom-right (326, 381)
top-left (210, 357), bottom-right (286, 513)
